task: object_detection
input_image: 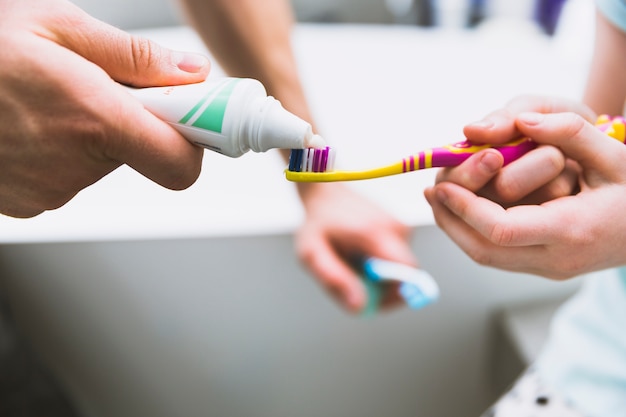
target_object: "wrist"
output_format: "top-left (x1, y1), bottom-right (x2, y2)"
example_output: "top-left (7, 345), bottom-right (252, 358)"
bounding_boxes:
top-left (295, 181), bottom-right (342, 208)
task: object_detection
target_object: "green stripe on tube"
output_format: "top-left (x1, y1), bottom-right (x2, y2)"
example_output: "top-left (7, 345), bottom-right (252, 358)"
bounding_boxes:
top-left (191, 79), bottom-right (239, 133)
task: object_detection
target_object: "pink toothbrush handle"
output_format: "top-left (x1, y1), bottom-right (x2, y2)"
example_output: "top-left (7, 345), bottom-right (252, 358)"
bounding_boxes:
top-left (423, 137), bottom-right (537, 169)
top-left (424, 115), bottom-right (626, 170)
top-left (595, 114), bottom-right (625, 142)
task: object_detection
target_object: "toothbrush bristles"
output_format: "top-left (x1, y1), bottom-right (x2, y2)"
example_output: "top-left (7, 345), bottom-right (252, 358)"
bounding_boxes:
top-left (288, 147), bottom-right (335, 173)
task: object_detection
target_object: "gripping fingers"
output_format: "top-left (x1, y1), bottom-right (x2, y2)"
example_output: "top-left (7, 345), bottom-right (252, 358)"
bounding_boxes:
top-left (435, 149), bottom-right (503, 190)
top-left (429, 182), bottom-right (560, 247)
top-left (425, 183), bottom-right (561, 273)
top-left (100, 87), bottom-right (204, 190)
top-left (486, 144), bottom-right (566, 204)
top-left (435, 145), bottom-right (569, 206)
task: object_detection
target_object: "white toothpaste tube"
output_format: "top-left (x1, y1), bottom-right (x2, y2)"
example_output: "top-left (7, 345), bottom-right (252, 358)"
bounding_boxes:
top-left (126, 77), bottom-right (325, 157)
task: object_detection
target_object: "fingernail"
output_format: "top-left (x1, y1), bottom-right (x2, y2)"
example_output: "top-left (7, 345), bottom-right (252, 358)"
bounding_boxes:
top-left (435, 188), bottom-right (448, 204)
top-left (517, 112), bottom-right (544, 125)
top-left (173, 51), bottom-right (209, 73)
top-left (467, 119), bottom-right (494, 129)
top-left (479, 150), bottom-right (502, 173)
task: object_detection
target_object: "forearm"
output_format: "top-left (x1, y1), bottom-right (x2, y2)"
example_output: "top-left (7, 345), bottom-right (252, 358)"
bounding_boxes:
top-left (178, 0), bottom-right (312, 122)
top-left (583, 11), bottom-right (626, 115)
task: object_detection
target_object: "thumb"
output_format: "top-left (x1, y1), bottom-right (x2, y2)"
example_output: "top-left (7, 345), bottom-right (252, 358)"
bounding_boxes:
top-left (50, 4), bottom-right (210, 87)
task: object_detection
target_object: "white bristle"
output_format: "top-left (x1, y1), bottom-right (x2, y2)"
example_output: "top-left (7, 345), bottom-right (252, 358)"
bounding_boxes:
top-left (301, 149), bottom-right (309, 172)
top-left (327, 148), bottom-right (336, 172)
top-left (306, 149), bottom-right (314, 172)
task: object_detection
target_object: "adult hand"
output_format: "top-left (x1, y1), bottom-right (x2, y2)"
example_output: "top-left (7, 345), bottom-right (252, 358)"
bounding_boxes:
top-left (425, 108), bottom-right (626, 279)
top-left (0, 0), bottom-right (210, 217)
top-left (296, 182), bottom-right (417, 313)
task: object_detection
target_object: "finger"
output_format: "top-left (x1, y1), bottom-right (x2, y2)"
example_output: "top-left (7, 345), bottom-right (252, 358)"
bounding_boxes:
top-left (427, 194), bottom-right (550, 273)
top-left (296, 229), bottom-right (367, 313)
top-left (48, 4), bottom-right (210, 87)
top-left (482, 145), bottom-right (565, 203)
top-left (435, 145), bottom-right (569, 206)
top-left (435, 149), bottom-right (503, 191)
top-left (510, 158), bottom-right (580, 205)
top-left (0, 195), bottom-right (46, 219)
top-left (430, 182), bottom-right (569, 247)
top-left (15, 32), bottom-right (203, 191)
top-left (425, 183), bottom-right (504, 263)
top-left (516, 112), bottom-right (626, 182)
top-left (425, 183), bottom-right (581, 277)
top-left (102, 85), bottom-right (204, 189)
top-left (463, 95), bottom-right (596, 144)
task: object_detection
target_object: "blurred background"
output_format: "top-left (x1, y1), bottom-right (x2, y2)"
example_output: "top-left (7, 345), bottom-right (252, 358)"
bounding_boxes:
top-left (69, 0), bottom-right (594, 65)
top-left (70, 0), bottom-right (577, 34)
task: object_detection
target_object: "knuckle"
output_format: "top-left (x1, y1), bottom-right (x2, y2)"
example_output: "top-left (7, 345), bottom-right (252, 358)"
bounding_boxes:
top-left (488, 222), bottom-right (516, 247)
top-left (495, 176), bottom-right (525, 203)
top-left (542, 145), bottom-right (566, 170)
top-left (545, 176), bottom-right (576, 199)
top-left (164, 167), bottom-right (200, 190)
top-left (550, 258), bottom-right (585, 280)
top-left (560, 112), bottom-right (587, 137)
top-left (32, 188), bottom-right (76, 213)
top-left (0, 205), bottom-right (43, 219)
top-left (0, 183), bottom-right (73, 218)
top-left (11, 195), bottom-right (69, 218)
top-left (548, 229), bottom-right (592, 277)
top-left (559, 218), bottom-right (590, 245)
top-left (153, 150), bottom-right (203, 191)
top-left (465, 246), bottom-right (493, 267)
top-left (129, 36), bottom-right (160, 72)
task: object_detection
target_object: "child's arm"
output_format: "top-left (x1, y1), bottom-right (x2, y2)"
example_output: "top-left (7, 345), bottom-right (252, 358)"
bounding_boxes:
top-left (584, 10), bottom-right (626, 114)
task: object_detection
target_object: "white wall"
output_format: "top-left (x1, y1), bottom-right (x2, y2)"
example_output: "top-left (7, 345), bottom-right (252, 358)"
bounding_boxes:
top-left (70, 0), bottom-right (185, 29)
top-left (69, 0), bottom-right (587, 32)
top-left (70, 0), bottom-right (590, 33)
top-left (70, 0), bottom-right (395, 29)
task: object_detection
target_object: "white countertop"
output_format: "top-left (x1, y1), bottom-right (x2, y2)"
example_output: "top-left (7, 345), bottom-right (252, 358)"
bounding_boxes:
top-left (0, 22), bottom-right (592, 243)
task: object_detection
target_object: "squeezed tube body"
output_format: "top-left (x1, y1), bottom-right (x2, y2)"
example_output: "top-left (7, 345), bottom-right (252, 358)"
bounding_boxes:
top-left (127, 77), bottom-right (320, 157)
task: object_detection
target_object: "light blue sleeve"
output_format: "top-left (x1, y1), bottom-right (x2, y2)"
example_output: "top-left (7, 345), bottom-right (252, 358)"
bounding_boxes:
top-left (596, 0), bottom-right (626, 32)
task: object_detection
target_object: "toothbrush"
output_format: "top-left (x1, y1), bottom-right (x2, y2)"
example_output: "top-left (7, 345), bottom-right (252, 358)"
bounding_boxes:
top-left (595, 114), bottom-right (625, 141)
top-left (361, 258), bottom-right (439, 315)
top-left (285, 114), bottom-right (626, 183)
top-left (285, 137), bottom-right (537, 182)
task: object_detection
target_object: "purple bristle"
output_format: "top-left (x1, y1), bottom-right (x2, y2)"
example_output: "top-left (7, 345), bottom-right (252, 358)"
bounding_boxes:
top-left (320, 147), bottom-right (329, 172)
top-left (313, 149), bottom-right (321, 172)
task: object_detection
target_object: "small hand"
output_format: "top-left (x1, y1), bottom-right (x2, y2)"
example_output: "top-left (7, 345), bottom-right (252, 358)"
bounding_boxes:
top-left (295, 182), bottom-right (417, 313)
top-left (426, 110), bottom-right (626, 278)
top-left (437, 95), bottom-right (596, 207)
